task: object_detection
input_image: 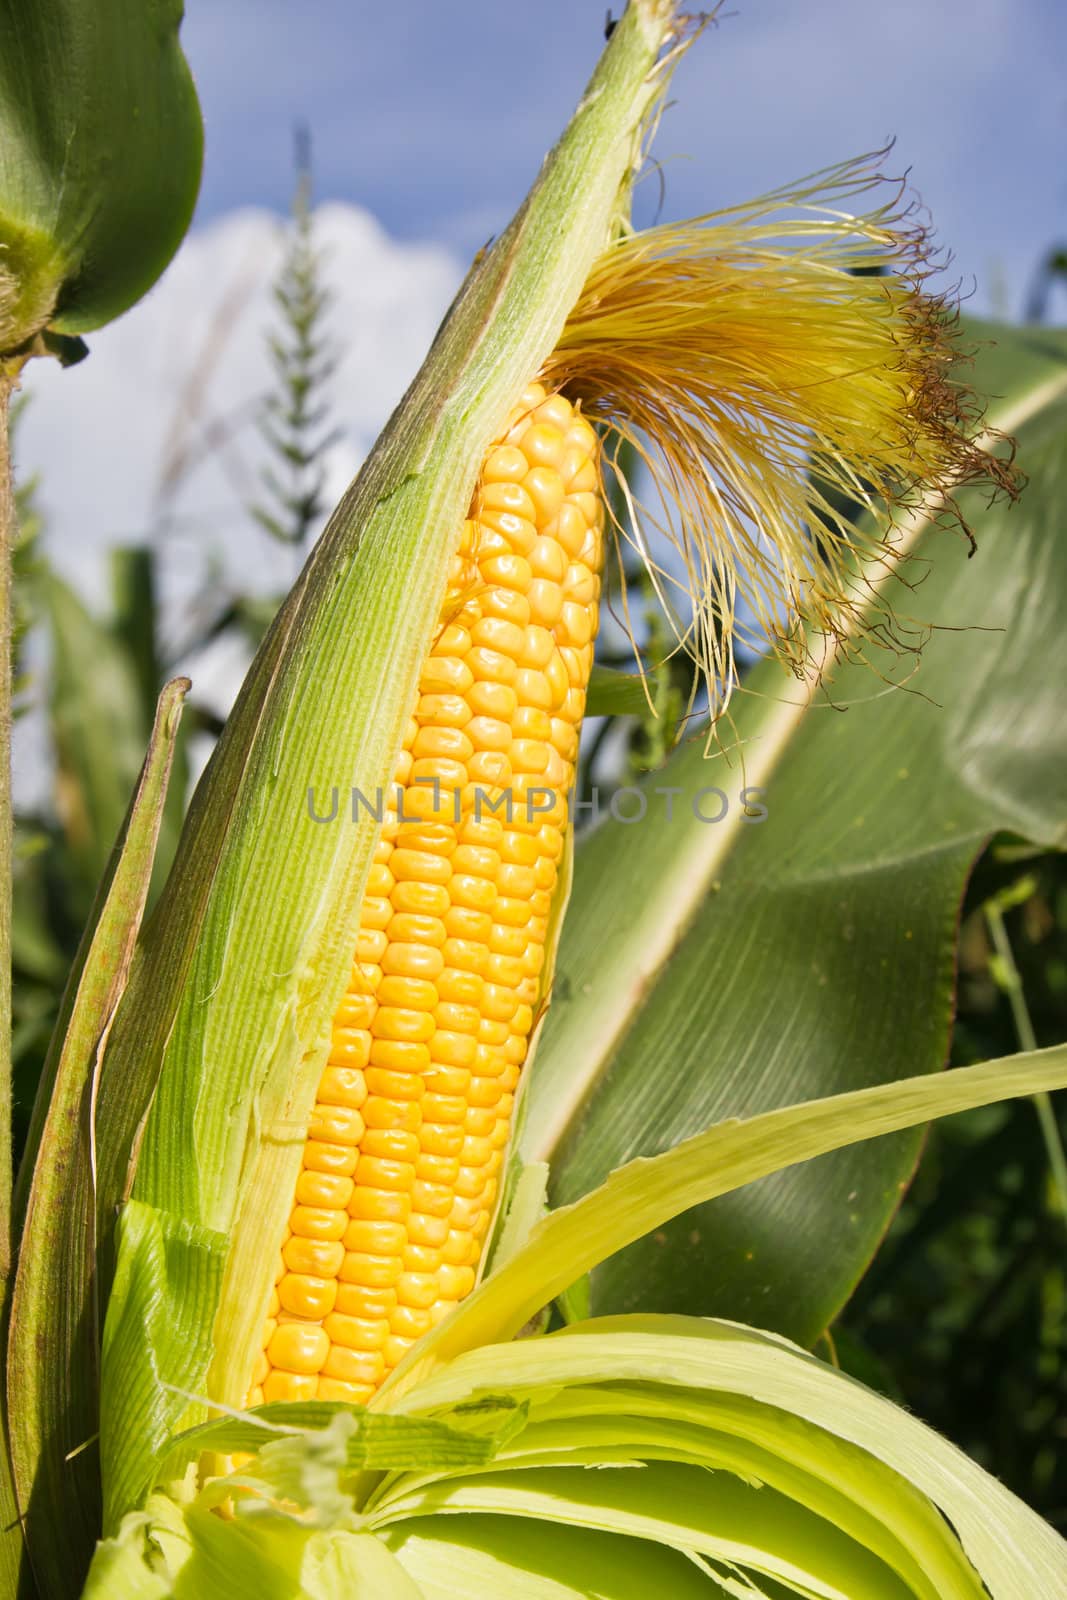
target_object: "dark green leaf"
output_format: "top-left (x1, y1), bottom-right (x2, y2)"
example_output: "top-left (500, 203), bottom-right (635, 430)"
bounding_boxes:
top-left (526, 322), bottom-right (1067, 1345)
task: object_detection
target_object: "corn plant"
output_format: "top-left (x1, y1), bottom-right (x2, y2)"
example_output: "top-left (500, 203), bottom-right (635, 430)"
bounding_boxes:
top-left (3, 3), bottom-right (1067, 1597)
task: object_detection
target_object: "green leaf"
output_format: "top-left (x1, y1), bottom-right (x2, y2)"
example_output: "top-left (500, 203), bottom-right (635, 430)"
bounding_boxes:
top-left (158, 1395), bottom-right (527, 1483)
top-left (6, 678), bottom-right (188, 1599)
top-left (42, 569), bottom-right (151, 914)
top-left (585, 664), bottom-right (653, 717)
top-left (378, 1517), bottom-right (720, 1600)
top-left (524, 321), bottom-right (1067, 1341)
top-left (381, 1317), bottom-right (1067, 1598)
top-left (0, 0), bottom-right (203, 347)
top-left (389, 1046), bottom-right (1067, 1387)
top-left (99, 1199), bottom-right (227, 1536)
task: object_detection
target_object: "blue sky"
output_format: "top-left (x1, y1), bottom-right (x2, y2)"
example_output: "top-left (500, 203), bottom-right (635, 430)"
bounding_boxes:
top-left (181, 0), bottom-right (1067, 314)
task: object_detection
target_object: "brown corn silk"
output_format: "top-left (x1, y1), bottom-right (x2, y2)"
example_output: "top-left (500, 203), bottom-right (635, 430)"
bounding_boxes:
top-left (252, 385), bottom-right (602, 1403)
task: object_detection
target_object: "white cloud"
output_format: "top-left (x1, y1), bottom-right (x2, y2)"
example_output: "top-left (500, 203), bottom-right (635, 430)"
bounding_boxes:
top-left (16, 204), bottom-right (462, 600)
top-left (12, 204), bottom-right (462, 804)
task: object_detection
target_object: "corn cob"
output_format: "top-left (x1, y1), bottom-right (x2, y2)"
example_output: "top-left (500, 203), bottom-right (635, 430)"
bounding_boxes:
top-left (250, 383), bottom-right (602, 1405)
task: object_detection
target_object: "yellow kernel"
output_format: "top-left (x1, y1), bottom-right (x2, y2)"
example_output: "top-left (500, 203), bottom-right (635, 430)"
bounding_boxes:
top-left (268, 1322), bottom-right (329, 1375)
top-left (416, 1152), bottom-right (461, 1186)
top-left (482, 984), bottom-right (519, 1024)
top-left (290, 1207), bottom-right (347, 1242)
top-left (438, 1264), bottom-right (477, 1301)
top-left (324, 1311), bottom-right (389, 1351)
top-left (444, 905), bottom-right (493, 942)
top-left (364, 1067), bottom-right (425, 1103)
top-left (470, 1075), bottom-right (506, 1108)
top-left (494, 896), bottom-right (532, 930)
top-left (544, 651), bottom-right (569, 708)
top-left (434, 1000), bottom-right (480, 1033)
top-left (336, 1283), bottom-right (398, 1318)
top-left (430, 1030), bottom-right (478, 1069)
top-left (408, 1212), bottom-right (451, 1248)
top-left (449, 873), bottom-right (497, 912)
top-left (442, 1229), bottom-right (478, 1265)
top-left (467, 716), bottom-right (512, 753)
top-left (295, 1170), bottom-right (354, 1210)
top-left (354, 1155), bottom-right (416, 1193)
top-left (411, 1180), bottom-right (454, 1218)
top-left (384, 1334), bottom-right (415, 1370)
top-left (527, 536), bottom-right (567, 584)
top-left (380, 944), bottom-right (445, 981)
top-left (304, 1140), bottom-right (359, 1177)
top-left (317, 1377), bottom-right (375, 1405)
top-left (477, 508), bottom-right (536, 553)
top-left (308, 1104), bottom-right (366, 1146)
top-left (417, 1122), bottom-right (465, 1158)
top-left (512, 705), bottom-right (552, 741)
top-left (396, 1272), bottom-right (439, 1310)
top-left (416, 692), bottom-right (472, 728)
top-left (486, 952), bottom-right (524, 988)
top-left (356, 928), bottom-right (388, 964)
top-left (476, 1016), bottom-right (510, 1046)
top-left (376, 975), bottom-right (437, 1012)
top-left (467, 640), bottom-right (518, 684)
top-left (483, 444), bottom-right (529, 484)
top-left (560, 600), bottom-right (594, 648)
top-left (369, 1039), bottom-right (431, 1076)
top-left (360, 895), bottom-right (393, 930)
top-left (372, 1006), bottom-right (435, 1044)
top-left (360, 1127), bottom-right (421, 1164)
top-left (523, 466), bottom-right (565, 522)
top-left (391, 848), bottom-right (451, 885)
top-left (555, 500), bottom-right (590, 558)
top-left (340, 1251), bottom-right (403, 1288)
top-left (436, 968), bottom-right (485, 1007)
top-left (343, 1219), bottom-right (406, 1255)
top-left (390, 877), bottom-right (452, 917)
top-left (278, 1275), bottom-right (337, 1320)
top-left (468, 679), bottom-right (517, 720)
top-left (504, 1034), bottom-right (528, 1066)
top-left (283, 1236), bottom-right (345, 1278)
top-left (455, 1167), bottom-right (490, 1202)
top-left (513, 668), bottom-right (552, 710)
top-left (466, 752), bottom-right (513, 788)
top-left (441, 938), bottom-right (490, 978)
top-left (362, 1094), bottom-right (422, 1132)
top-left (348, 1191), bottom-right (411, 1231)
top-left (263, 1371), bottom-right (318, 1403)
top-left (497, 861), bottom-right (536, 897)
top-left (420, 656), bottom-right (473, 695)
top-left (464, 1105), bottom-right (497, 1137)
top-left (481, 553), bottom-right (533, 593)
top-left (427, 1062), bottom-right (473, 1097)
top-left (390, 1303), bottom-right (434, 1341)
top-left (510, 740), bottom-right (549, 776)
top-left (521, 422), bottom-right (565, 469)
top-left (412, 726), bottom-right (473, 762)
top-left (323, 1345), bottom-right (386, 1386)
top-left (433, 621), bottom-right (472, 655)
top-left (386, 914), bottom-right (448, 952)
top-left (327, 1030), bottom-right (371, 1070)
top-left (528, 579), bottom-right (563, 627)
top-left (422, 1093), bottom-right (468, 1126)
top-left (482, 587), bottom-right (531, 628)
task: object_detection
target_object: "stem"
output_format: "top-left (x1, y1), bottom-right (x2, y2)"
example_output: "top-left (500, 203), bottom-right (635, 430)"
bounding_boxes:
top-left (0, 373), bottom-right (13, 1277)
top-left (984, 899), bottom-right (1067, 1219)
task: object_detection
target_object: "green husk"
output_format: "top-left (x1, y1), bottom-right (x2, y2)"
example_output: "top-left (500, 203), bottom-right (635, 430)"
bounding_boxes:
top-left (94, 0), bottom-right (682, 1527)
